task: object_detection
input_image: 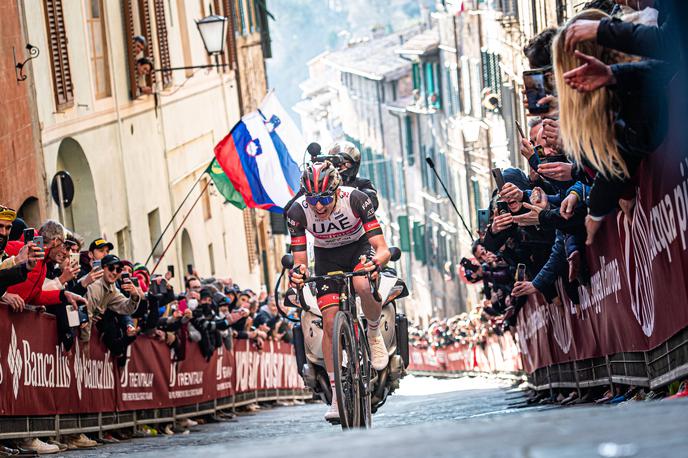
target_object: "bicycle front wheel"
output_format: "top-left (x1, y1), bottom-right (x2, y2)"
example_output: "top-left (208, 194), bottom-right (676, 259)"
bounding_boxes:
top-left (332, 311), bottom-right (360, 429)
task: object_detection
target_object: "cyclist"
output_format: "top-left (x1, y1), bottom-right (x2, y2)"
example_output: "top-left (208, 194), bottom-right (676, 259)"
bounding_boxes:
top-left (287, 161), bottom-right (391, 422)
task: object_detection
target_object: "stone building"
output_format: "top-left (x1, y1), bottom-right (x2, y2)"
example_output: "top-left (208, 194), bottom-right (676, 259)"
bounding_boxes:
top-left (0, 0), bottom-right (47, 227)
top-left (2, 0), bottom-right (276, 290)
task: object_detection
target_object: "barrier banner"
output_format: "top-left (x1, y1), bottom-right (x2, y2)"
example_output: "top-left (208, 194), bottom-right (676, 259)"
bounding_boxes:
top-left (0, 306), bottom-right (303, 416)
top-left (117, 337), bottom-right (170, 410)
top-left (233, 339), bottom-right (303, 393)
top-left (408, 335), bottom-right (522, 373)
top-left (515, 78), bottom-right (688, 373)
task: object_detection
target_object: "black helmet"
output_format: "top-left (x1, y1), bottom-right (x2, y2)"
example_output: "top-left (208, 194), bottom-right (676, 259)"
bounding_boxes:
top-left (301, 161), bottom-right (341, 195)
top-left (328, 141), bottom-right (361, 183)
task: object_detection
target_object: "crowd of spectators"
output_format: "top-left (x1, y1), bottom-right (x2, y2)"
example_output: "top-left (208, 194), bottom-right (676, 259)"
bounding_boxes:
top-left (409, 306), bottom-right (500, 350)
top-left (458, 0), bottom-right (678, 332)
top-left (0, 211), bottom-right (294, 453)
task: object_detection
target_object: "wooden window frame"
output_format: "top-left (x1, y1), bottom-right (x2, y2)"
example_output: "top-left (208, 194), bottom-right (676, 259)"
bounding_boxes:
top-left (122, 0), bottom-right (156, 99)
top-left (153, 0), bottom-right (172, 87)
top-left (44, 0), bottom-right (74, 111)
top-left (86, 0), bottom-right (111, 99)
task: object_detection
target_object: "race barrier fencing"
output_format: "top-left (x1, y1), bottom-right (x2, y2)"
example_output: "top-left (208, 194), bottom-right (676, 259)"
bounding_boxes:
top-left (407, 334), bottom-right (522, 375)
top-left (0, 306), bottom-right (307, 438)
top-left (513, 76), bottom-right (688, 391)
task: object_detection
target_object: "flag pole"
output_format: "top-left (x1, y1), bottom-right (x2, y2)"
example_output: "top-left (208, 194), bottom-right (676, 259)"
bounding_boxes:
top-left (144, 163), bottom-right (210, 267)
top-left (149, 179), bottom-right (211, 275)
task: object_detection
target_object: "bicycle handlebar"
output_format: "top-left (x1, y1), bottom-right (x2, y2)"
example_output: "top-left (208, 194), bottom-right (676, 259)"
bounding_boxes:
top-left (291, 265), bottom-right (383, 310)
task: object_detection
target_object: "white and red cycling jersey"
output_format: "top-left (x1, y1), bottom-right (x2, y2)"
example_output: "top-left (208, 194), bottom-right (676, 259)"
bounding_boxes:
top-left (287, 186), bottom-right (382, 251)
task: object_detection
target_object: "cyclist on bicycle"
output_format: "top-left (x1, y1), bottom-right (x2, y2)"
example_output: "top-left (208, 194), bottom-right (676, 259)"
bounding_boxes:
top-left (287, 161), bottom-right (391, 422)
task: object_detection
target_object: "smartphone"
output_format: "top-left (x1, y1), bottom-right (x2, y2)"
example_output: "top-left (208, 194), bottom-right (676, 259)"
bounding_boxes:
top-left (92, 260), bottom-right (102, 269)
top-left (523, 68), bottom-right (549, 114)
top-left (477, 209), bottom-right (490, 232)
top-left (32, 235), bottom-right (44, 250)
top-left (66, 305), bottom-right (80, 327)
top-left (23, 228), bottom-right (35, 244)
top-left (167, 265), bottom-right (175, 278)
top-left (515, 263), bottom-right (527, 282)
top-left (70, 252), bottom-right (80, 268)
top-left (515, 120), bottom-right (526, 140)
top-left (534, 145), bottom-right (545, 159)
top-left (187, 264), bottom-right (194, 276)
top-left (491, 168), bottom-right (506, 191)
top-left (121, 272), bottom-right (131, 282)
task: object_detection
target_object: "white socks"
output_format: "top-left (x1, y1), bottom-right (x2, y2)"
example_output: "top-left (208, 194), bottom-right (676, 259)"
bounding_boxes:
top-left (328, 372), bottom-right (337, 404)
top-left (367, 318), bottom-right (381, 336)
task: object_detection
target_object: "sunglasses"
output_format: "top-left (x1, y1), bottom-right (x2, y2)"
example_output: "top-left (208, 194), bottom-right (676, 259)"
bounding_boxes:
top-left (305, 194), bottom-right (334, 206)
top-left (106, 265), bottom-right (123, 273)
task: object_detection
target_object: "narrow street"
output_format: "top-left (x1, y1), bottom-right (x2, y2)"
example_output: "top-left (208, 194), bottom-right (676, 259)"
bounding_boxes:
top-left (71, 376), bottom-right (688, 457)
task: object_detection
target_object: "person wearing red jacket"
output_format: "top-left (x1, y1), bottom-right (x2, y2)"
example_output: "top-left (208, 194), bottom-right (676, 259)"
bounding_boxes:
top-left (5, 220), bottom-right (85, 350)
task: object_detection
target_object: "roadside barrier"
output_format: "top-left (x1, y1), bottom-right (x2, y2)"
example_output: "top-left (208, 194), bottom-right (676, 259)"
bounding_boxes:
top-left (0, 306), bottom-right (308, 439)
top-left (407, 335), bottom-right (522, 375)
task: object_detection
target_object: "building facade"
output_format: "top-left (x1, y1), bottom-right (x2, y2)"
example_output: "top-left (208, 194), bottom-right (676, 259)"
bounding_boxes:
top-left (0, 0), bottom-right (47, 228)
top-left (8, 0), bottom-right (274, 290)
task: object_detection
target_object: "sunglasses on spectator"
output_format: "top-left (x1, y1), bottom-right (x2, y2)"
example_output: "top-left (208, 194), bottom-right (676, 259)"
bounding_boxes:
top-left (106, 265), bottom-right (123, 273)
top-left (305, 193), bottom-right (334, 206)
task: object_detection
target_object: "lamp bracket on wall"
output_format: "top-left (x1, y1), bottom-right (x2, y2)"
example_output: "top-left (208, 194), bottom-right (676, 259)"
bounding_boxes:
top-left (14, 44), bottom-right (39, 82)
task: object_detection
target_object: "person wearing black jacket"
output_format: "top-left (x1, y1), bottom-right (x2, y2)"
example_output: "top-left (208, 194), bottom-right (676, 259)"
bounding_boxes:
top-left (284, 141), bottom-right (379, 214)
top-left (565, 0), bottom-right (676, 63)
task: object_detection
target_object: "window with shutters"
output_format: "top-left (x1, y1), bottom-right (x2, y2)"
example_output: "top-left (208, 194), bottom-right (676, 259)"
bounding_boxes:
top-left (86, 0), bottom-right (111, 99)
top-left (122, 0), bottom-right (156, 99)
top-left (221, 0), bottom-right (237, 71)
top-left (44, 0), bottom-right (74, 111)
top-left (481, 50), bottom-right (502, 100)
top-left (404, 116), bottom-right (415, 166)
top-left (153, 0), bottom-right (172, 87)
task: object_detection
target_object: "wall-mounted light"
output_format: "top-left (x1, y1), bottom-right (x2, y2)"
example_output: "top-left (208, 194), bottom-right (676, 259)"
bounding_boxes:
top-left (14, 43), bottom-right (39, 82)
top-left (155, 14), bottom-right (228, 74)
top-left (196, 14), bottom-right (227, 55)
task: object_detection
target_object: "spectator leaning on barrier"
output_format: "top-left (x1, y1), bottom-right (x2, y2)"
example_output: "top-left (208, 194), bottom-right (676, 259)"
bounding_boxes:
top-left (0, 205), bottom-right (42, 310)
top-left (82, 254), bottom-right (141, 364)
top-left (5, 220), bottom-right (86, 350)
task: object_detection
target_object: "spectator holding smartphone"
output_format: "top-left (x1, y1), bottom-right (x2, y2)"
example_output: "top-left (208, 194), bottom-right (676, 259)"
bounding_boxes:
top-left (0, 206), bottom-right (43, 311)
top-left (4, 220), bottom-right (86, 350)
top-left (81, 255), bottom-right (141, 363)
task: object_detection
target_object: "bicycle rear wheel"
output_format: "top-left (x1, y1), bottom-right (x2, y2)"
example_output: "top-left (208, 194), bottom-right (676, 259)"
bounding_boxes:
top-left (332, 311), bottom-right (360, 429)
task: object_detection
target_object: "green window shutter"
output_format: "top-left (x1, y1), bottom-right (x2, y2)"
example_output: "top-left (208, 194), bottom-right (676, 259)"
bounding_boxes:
top-left (412, 63), bottom-right (420, 90)
top-left (398, 215), bottom-right (411, 252)
top-left (412, 222), bottom-right (426, 264)
top-left (404, 116), bottom-right (414, 166)
top-left (425, 62), bottom-right (434, 93)
top-left (432, 63), bottom-right (441, 109)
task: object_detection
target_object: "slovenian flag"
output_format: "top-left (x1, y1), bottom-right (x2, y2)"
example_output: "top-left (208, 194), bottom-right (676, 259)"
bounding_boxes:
top-left (212, 92), bottom-right (304, 213)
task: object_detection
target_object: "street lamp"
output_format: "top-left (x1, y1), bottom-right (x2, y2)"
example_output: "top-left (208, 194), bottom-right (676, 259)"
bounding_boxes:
top-left (196, 14), bottom-right (227, 55)
top-left (155, 13), bottom-right (228, 74)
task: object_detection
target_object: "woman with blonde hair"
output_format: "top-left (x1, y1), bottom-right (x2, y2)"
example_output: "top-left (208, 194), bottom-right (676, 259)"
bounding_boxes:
top-left (552, 9), bottom-right (670, 240)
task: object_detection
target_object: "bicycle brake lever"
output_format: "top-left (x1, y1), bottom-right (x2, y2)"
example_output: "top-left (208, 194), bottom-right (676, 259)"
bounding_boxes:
top-left (367, 270), bottom-right (382, 303)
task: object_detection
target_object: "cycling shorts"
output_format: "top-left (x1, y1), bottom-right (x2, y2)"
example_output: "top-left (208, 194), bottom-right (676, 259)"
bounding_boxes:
top-left (313, 238), bottom-right (374, 312)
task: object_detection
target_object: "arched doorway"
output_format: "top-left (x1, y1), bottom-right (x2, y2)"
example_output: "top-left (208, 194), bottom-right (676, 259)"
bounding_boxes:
top-left (17, 197), bottom-right (41, 229)
top-left (56, 138), bottom-right (101, 242)
top-left (181, 229), bottom-right (195, 275)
